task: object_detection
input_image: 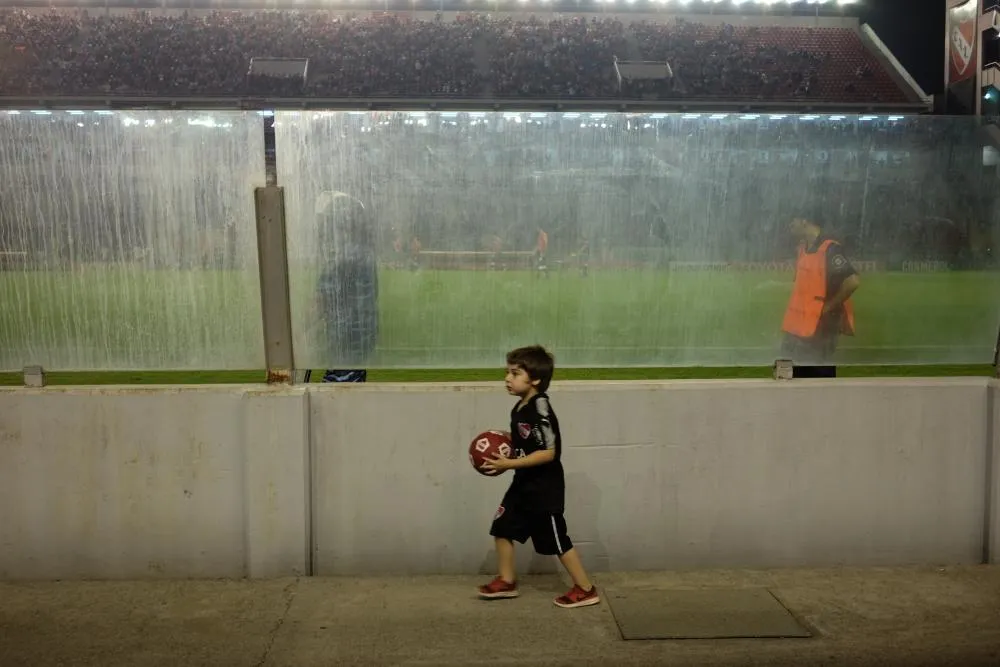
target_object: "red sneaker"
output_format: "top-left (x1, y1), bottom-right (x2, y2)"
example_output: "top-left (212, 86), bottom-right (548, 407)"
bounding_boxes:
top-left (477, 577), bottom-right (519, 599)
top-left (554, 584), bottom-right (600, 609)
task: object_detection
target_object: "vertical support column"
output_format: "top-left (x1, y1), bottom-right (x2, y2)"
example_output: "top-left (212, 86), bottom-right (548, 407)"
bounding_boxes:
top-left (986, 378), bottom-right (999, 564)
top-left (987, 324), bottom-right (1000, 563)
top-left (993, 319), bottom-right (1000, 379)
top-left (254, 186), bottom-right (295, 384)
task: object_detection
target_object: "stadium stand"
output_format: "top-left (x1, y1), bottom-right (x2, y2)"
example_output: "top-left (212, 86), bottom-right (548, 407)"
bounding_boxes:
top-left (0, 9), bottom-right (916, 107)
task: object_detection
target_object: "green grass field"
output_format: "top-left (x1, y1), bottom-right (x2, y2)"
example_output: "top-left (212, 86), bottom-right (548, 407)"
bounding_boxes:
top-left (1, 266), bottom-right (998, 385)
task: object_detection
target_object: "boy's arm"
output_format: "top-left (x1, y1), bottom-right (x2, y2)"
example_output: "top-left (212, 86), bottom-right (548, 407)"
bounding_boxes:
top-left (486, 397), bottom-right (558, 471)
top-left (504, 448), bottom-right (555, 469)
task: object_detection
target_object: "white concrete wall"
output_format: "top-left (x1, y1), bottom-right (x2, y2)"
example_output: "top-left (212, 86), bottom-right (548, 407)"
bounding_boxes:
top-left (0, 378), bottom-right (995, 579)
top-left (243, 388), bottom-right (310, 578)
top-left (990, 380), bottom-right (1000, 565)
top-left (309, 385), bottom-right (512, 576)
top-left (0, 386), bottom-right (308, 580)
top-left (311, 378), bottom-right (991, 575)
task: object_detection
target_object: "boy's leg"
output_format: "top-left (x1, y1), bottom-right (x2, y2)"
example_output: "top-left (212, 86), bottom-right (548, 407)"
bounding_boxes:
top-left (557, 547), bottom-right (592, 591)
top-left (479, 505), bottom-right (525, 599)
top-left (495, 537), bottom-right (516, 583)
top-left (531, 513), bottom-right (600, 608)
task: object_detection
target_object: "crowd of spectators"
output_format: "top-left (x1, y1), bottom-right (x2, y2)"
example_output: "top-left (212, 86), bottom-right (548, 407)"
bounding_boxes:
top-left (0, 9), bottom-right (909, 103)
top-left (632, 20), bottom-right (825, 99)
top-left (488, 15), bottom-right (627, 98)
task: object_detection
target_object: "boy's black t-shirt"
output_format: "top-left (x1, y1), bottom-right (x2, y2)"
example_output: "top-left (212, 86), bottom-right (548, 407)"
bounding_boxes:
top-left (504, 393), bottom-right (565, 514)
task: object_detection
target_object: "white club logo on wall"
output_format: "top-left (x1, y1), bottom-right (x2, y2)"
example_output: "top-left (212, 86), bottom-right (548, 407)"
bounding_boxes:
top-left (948, 0), bottom-right (977, 81)
top-left (951, 23), bottom-right (974, 74)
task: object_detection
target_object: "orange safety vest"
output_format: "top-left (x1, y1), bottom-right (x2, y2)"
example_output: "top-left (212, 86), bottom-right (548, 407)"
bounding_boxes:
top-left (537, 231), bottom-right (548, 254)
top-left (781, 239), bottom-right (855, 338)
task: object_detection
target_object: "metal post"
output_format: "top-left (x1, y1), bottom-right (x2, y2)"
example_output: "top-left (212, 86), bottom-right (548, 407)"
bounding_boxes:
top-left (254, 186), bottom-right (295, 384)
top-left (993, 320), bottom-right (1000, 379)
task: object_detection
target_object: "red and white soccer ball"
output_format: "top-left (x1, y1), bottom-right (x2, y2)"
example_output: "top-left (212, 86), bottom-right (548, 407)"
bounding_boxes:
top-left (469, 430), bottom-right (512, 476)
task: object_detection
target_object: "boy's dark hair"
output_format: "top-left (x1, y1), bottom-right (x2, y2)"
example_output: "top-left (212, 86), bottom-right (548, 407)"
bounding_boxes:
top-left (506, 345), bottom-right (555, 393)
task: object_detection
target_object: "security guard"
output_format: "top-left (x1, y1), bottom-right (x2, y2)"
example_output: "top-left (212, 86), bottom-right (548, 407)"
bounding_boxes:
top-left (780, 216), bottom-right (861, 377)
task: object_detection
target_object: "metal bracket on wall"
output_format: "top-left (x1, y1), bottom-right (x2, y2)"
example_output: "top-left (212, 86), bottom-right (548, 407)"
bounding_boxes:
top-left (23, 365), bottom-right (46, 387)
top-left (772, 359), bottom-right (794, 381)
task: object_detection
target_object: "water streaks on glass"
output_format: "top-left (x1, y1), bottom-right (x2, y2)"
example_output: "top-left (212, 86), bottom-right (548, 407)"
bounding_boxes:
top-left (276, 111), bottom-right (1000, 368)
top-left (0, 110), bottom-right (266, 371)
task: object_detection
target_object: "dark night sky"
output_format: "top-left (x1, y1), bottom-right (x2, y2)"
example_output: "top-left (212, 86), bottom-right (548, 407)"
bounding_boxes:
top-left (858, 0), bottom-right (946, 94)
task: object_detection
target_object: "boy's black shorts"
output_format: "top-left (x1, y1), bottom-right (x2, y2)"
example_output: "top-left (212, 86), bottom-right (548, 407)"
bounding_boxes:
top-left (489, 504), bottom-right (573, 556)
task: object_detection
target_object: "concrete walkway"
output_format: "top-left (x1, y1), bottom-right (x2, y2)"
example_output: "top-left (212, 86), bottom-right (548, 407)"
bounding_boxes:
top-left (1, 566), bottom-right (999, 667)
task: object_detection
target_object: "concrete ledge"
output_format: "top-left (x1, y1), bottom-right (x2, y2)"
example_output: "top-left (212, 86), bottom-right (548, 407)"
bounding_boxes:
top-left (0, 378), bottom-right (994, 579)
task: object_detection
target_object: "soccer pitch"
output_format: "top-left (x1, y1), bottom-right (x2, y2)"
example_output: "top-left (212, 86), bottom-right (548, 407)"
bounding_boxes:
top-left (1, 267), bottom-right (999, 383)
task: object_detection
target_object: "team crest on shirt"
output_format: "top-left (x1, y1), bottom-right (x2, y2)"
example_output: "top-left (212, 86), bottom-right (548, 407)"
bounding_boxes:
top-left (517, 422), bottom-right (532, 439)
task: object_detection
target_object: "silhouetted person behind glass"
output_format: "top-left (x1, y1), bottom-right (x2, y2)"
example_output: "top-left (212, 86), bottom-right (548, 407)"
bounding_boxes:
top-left (313, 191), bottom-right (378, 383)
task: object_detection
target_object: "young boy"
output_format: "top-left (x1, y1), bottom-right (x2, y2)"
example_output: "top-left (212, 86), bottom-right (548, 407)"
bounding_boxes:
top-left (478, 345), bottom-right (600, 609)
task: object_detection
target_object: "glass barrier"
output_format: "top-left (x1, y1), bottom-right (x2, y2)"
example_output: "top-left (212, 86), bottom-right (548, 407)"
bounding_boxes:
top-left (0, 110), bottom-right (266, 371)
top-left (276, 111), bottom-right (1000, 368)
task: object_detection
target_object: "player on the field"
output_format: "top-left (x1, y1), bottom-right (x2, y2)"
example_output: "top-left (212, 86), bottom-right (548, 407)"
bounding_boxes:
top-left (478, 345), bottom-right (600, 609)
top-left (577, 234), bottom-right (590, 277)
top-left (535, 227), bottom-right (549, 278)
